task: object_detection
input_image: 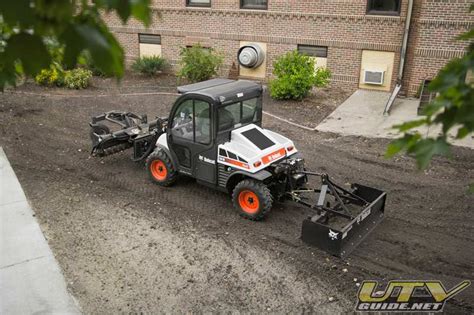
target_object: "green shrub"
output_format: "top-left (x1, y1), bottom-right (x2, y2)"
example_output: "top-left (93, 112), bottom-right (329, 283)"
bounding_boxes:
top-left (269, 51), bottom-right (331, 100)
top-left (34, 38), bottom-right (93, 88)
top-left (34, 63), bottom-right (65, 87)
top-left (178, 45), bottom-right (223, 82)
top-left (132, 56), bottom-right (166, 76)
top-left (63, 68), bottom-right (93, 89)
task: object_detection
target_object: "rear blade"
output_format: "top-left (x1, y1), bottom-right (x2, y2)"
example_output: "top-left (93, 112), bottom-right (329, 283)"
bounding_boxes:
top-left (301, 184), bottom-right (386, 258)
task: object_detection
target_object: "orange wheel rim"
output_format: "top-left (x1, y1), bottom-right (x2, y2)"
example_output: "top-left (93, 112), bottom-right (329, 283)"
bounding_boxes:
top-left (238, 190), bottom-right (260, 214)
top-left (150, 160), bottom-right (167, 181)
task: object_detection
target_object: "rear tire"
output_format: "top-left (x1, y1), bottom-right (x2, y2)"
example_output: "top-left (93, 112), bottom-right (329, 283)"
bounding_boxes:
top-left (232, 179), bottom-right (273, 221)
top-left (146, 149), bottom-right (177, 187)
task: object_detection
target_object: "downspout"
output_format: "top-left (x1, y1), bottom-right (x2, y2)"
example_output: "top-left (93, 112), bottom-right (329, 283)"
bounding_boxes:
top-left (383, 0), bottom-right (414, 116)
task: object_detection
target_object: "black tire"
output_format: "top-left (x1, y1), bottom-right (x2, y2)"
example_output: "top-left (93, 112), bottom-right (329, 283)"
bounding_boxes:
top-left (146, 149), bottom-right (178, 187)
top-left (90, 123), bottom-right (110, 146)
top-left (232, 179), bottom-right (273, 221)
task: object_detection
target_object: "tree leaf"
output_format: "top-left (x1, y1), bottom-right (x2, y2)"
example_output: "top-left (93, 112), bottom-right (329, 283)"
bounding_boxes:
top-left (95, 0), bottom-right (151, 25)
top-left (0, 0), bottom-right (35, 27)
top-left (4, 33), bottom-right (51, 76)
top-left (412, 138), bottom-right (451, 170)
top-left (0, 56), bottom-right (19, 91)
top-left (385, 133), bottom-right (420, 158)
top-left (385, 140), bottom-right (405, 158)
top-left (61, 20), bottom-right (124, 77)
top-left (456, 127), bottom-right (469, 139)
top-left (35, 0), bottom-right (73, 23)
top-left (393, 119), bottom-right (428, 132)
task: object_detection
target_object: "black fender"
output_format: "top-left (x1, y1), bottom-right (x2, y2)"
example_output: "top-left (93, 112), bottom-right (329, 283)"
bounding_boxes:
top-left (225, 169), bottom-right (273, 192)
top-left (155, 144), bottom-right (179, 170)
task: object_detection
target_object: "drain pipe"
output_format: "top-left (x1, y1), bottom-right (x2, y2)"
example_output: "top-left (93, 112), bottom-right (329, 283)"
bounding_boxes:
top-left (383, 0), bottom-right (414, 116)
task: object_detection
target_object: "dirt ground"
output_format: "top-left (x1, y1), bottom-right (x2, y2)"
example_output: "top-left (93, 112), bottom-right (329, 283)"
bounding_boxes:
top-left (1, 76), bottom-right (473, 313)
top-left (263, 87), bottom-right (353, 128)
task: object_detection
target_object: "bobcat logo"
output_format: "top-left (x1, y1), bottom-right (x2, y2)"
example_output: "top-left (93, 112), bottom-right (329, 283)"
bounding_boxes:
top-left (199, 155), bottom-right (215, 165)
top-left (328, 229), bottom-right (339, 240)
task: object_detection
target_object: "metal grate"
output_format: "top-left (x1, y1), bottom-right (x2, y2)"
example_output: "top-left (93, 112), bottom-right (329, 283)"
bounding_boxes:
top-left (217, 164), bottom-right (233, 188)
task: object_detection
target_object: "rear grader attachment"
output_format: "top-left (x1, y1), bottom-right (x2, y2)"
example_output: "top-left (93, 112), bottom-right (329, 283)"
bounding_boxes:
top-left (296, 174), bottom-right (385, 258)
top-left (271, 158), bottom-right (386, 258)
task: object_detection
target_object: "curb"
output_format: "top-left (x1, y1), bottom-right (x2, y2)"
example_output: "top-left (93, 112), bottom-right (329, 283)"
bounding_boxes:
top-left (0, 147), bottom-right (81, 314)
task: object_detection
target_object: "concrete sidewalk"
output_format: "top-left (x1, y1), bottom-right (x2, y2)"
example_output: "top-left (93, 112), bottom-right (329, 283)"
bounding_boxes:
top-left (0, 148), bottom-right (80, 314)
top-left (316, 90), bottom-right (474, 149)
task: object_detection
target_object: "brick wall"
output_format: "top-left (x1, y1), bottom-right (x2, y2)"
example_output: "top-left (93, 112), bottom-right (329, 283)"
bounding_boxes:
top-left (104, 0), bottom-right (473, 97)
top-left (403, 0), bottom-right (473, 96)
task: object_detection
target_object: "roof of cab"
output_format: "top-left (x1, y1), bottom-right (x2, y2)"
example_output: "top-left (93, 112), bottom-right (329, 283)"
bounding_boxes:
top-left (177, 79), bottom-right (262, 105)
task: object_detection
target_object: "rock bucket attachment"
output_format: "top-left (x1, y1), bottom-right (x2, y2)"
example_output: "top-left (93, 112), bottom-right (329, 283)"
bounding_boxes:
top-left (89, 111), bottom-right (166, 161)
top-left (294, 174), bottom-right (386, 258)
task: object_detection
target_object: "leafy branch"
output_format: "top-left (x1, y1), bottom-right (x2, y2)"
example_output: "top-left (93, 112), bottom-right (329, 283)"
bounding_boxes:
top-left (386, 6), bottom-right (473, 193)
top-left (0, 0), bottom-right (153, 90)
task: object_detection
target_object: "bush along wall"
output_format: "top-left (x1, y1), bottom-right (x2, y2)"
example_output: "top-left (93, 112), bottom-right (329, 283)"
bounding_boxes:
top-left (132, 56), bottom-right (167, 76)
top-left (270, 51), bottom-right (331, 100)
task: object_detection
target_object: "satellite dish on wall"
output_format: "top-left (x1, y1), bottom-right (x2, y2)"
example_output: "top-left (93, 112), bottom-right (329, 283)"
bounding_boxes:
top-left (238, 44), bottom-right (265, 69)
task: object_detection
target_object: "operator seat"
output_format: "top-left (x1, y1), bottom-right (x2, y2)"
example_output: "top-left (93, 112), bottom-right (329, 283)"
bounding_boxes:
top-left (218, 108), bottom-right (235, 131)
top-left (194, 108), bottom-right (235, 143)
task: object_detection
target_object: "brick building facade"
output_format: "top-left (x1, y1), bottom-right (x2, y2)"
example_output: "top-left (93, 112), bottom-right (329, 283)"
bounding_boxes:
top-left (104, 0), bottom-right (473, 96)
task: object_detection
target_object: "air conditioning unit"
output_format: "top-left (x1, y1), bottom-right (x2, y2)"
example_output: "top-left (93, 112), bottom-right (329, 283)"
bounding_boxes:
top-left (363, 70), bottom-right (385, 85)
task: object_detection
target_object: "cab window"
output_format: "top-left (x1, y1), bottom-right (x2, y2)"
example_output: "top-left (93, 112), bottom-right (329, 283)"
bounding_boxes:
top-left (171, 99), bottom-right (211, 144)
top-left (194, 100), bottom-right (211, 144)
top-left (218, 97), bottom-right (260, 131)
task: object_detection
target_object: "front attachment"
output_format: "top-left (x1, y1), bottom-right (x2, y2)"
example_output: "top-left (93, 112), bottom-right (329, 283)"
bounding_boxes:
top-left (295, 174), bottom-right (386, 258)
top-left (89, 111), bottom-right (166, 162)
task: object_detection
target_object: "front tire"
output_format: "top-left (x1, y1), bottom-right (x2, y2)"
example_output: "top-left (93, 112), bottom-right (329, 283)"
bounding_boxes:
top-left (232, 179), bottom-right (273, 221)
top-left (146, 149), bottom-right (177, 186)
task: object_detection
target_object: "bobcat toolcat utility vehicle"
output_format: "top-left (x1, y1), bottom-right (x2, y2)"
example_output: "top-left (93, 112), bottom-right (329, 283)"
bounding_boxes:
top-left (89, 79), bottom-right (386, 257)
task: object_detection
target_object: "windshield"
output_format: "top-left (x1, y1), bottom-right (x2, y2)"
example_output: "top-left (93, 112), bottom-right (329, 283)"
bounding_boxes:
top-left (218, 97), bottom-right (261, 131)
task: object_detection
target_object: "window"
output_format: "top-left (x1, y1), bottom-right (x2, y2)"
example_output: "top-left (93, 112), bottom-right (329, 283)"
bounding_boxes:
top-left (187, 0), bottom-right (211, 7)
top-left (218, 97), bottom-right (260, 132)
top-left (298, 45), bottom-right (328, 69)
top-left (194, 100), bottom-right (211, 144)
top-left (139, 34), bottom-right (161, 58)
top-left (297, 45), bottom-right (328, 58)
top-left (241, 0), bottom-right (267, 10)
top-left (171, 99), bottom-right (211, 144)
top-left (367, 0), bottom-right (401, 15)
top-left (139, 34), bottom-right (161, 45)
top-left (185, 45), bottom-right (211, 52)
